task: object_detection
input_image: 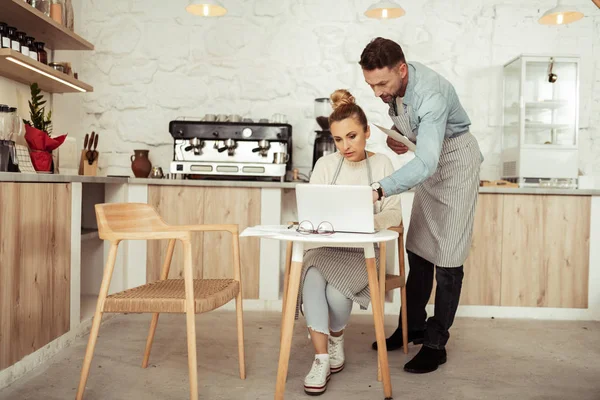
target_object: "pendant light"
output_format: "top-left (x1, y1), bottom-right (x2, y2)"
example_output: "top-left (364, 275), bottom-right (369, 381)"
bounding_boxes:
top-left (538, 0), bottom-right (583, 25)
top-left (364, 1), bottom-right (405, 19)
top-left (186, 0), bottom-right (227, 17)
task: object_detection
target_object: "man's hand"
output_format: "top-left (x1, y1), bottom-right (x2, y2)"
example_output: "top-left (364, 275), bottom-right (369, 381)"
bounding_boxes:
top-left (372, 190), bottom-right (379, 204)
top-left (386, 135), bottom-right (409, 155)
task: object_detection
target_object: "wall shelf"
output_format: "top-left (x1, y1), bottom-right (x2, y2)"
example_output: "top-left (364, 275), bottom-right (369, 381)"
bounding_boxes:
top-left (0, 0), bottom-right (94, 50)
top-left (0, 49), bottom-right (93, 93)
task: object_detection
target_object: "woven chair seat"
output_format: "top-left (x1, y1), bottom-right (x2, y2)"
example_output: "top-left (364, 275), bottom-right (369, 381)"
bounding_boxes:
top-left (103, 279), bottom-right (240, 314)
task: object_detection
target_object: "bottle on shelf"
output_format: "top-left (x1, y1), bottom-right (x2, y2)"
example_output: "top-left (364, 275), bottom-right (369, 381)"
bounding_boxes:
top-left (0, 23), bottom-right (10, 49)
top-left (26, 36), bottom-right (38, 61)
top-left (8, 27), bottom-right (20, 52)
top-left (17, 31), bottom-right (29, 57)
top-left (35, 42), bottom-right (48, 64)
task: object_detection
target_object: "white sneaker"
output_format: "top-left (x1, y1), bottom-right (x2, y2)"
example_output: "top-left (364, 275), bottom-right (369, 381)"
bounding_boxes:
top-left (303, 357), bottom-right (331, 395)
top-left (328, 335), bottom-right (345, 373)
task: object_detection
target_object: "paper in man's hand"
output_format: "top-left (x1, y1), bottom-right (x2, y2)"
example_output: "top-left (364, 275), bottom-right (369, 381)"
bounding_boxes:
top-left (374, 124), bottom-right (416, 152)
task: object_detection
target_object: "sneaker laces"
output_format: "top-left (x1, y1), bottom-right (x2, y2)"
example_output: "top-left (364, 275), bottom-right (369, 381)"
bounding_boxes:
top-left (328, 336), bottom-right (343, 359)
top-left (307, 358), bottom-right (326, 380)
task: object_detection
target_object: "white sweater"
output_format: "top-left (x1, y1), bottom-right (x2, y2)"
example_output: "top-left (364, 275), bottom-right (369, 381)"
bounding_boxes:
top-left (310, 152), bottom-right (402, 231)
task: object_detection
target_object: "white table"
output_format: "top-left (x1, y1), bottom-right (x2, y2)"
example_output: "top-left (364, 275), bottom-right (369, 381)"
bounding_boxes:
top-left (241, 226), bottom-right (399, 400)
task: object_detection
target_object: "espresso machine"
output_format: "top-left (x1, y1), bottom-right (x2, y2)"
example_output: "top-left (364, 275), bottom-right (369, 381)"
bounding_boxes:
top-left (169, 117), bottom-right (293, 181)
top-left (312, 98), bottom-right (336, 169)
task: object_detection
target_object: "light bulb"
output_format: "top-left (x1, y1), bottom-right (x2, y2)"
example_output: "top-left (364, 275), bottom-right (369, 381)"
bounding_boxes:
top-left (557, 13), bottom-right (564, 24)
top-left (382, 8), bottom-right (388, 18)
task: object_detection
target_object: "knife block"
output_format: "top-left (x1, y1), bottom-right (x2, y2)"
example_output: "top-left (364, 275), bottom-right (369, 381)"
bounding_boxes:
top-left (79, 150), bottom-right (98, 176)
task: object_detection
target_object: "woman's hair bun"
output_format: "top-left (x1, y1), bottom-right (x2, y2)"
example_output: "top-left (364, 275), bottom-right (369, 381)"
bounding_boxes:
top-left (330, 89), bottom-right (356, 111)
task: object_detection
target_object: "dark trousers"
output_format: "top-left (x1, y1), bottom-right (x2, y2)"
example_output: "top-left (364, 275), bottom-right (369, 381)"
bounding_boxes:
top-left (401, 250), bottom-right (464, 350)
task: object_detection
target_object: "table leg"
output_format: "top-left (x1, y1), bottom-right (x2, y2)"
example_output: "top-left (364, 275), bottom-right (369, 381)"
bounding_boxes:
top-left (365, 244), bottom-right (392, 399)
top-left (275, 241), bottom-right (304, 400)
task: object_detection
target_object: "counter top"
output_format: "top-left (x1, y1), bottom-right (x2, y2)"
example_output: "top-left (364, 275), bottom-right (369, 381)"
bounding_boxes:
top-left (128, 177), bottom-right (299, 189)
top-left (2, 172), bottom-right (599, 195)
top-left (477, 186), bottom-right (600, 196)
top-left (0, 172), bottom-right (128, 184)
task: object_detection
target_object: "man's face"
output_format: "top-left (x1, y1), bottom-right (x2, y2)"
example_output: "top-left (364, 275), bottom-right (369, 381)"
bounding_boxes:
top-left (363, 63), bottom-right (407, 104)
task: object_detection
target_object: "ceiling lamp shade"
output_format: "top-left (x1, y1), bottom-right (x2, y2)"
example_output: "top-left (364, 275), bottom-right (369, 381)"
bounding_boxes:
top-left (364, 1), bottom-right (406, 19)
top-left (538, 0), bottom-right (584, 25)
top-left (186, 0), bottom-right (227, 17)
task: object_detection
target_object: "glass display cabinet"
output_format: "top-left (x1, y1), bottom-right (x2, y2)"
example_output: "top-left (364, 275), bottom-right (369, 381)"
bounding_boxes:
top-left (502, 55), bottom-right (580, 187)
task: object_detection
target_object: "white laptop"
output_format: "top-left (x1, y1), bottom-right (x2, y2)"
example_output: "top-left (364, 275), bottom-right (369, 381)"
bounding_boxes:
top-left (295, 184), bottom-right (376, 234)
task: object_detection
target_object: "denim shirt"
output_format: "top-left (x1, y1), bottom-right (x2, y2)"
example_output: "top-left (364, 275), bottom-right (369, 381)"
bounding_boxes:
top-left (379, 61), bottom-right (472, 197)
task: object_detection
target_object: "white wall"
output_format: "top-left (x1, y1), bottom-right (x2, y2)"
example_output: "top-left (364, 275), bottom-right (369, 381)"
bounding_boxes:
top-left (71, 0), bottom-right (600, 179)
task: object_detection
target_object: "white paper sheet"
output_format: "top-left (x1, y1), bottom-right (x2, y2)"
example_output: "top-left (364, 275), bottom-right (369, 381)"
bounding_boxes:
top-left (373, 124), bottom-right (416, 152)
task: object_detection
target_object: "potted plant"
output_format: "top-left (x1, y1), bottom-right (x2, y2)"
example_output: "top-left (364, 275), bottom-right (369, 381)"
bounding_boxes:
top-left (23, 83), bottom-right (66, 172)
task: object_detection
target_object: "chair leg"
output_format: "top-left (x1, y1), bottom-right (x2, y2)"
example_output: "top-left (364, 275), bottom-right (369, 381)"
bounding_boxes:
top-left (230, 232), bottom-right (246, 380)
top-left (75, 310), bottom-right (104, 400)
top-left (142, 239), bottom-right (176, 368)
top-left (76, 241), bottom-right (120, 400)
top-left (398, 231), bottom-right (409, 355)
top-left (236, 290), bottom-right (246, 379)
top-left (401, 286), bottom-right (409, 355)
top-left (182, 239), bottom-right (198, 400)
top-left (141, 313), bottom-right (160, 368)
top-left (185, 308), bottom-right (198, 400)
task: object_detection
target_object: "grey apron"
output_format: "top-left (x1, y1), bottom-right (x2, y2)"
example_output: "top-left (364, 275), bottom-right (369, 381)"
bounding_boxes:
top-left (389, 98), bottom-right (481, 267)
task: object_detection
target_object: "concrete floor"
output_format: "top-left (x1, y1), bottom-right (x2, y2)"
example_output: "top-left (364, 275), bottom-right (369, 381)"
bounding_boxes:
top-left (1, 311), bottom-right (599, 400)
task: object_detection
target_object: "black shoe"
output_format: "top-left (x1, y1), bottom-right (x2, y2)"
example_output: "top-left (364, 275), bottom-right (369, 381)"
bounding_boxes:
top-left (371, 329), bottom-right (424, 351)
top-left (403, 345), bottom-right (447, 374)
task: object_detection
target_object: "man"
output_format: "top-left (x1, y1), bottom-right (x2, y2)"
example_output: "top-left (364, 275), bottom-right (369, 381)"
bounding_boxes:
top-left (362, 37), bottom-right (483, 374)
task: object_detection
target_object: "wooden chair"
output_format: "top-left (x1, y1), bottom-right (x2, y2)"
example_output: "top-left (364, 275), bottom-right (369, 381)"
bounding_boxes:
top-left (76, 203), bottom-right (246, 400)
top-left (281, 221), bottom-right (409, 354)
top-left (380, 222), bottom-right (409, 356)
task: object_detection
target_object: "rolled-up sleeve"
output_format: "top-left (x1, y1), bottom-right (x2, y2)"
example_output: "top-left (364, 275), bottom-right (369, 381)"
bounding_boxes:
top-left (379, 92), bottom-right (449, 196)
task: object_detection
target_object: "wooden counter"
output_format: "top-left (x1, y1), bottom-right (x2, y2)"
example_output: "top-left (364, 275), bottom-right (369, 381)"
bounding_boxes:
top-left (429, 194), bottom-right (591, 308)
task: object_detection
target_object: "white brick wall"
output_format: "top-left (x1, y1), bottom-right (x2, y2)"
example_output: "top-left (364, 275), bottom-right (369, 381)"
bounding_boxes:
top-left (71, 0), bottom-right (600, 179)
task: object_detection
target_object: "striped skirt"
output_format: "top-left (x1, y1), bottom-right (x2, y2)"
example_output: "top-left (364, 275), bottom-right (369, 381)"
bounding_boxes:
top-left (406, 131), bottom-right (482, 268)
top-left (295, 246), bottom-right (380, 319)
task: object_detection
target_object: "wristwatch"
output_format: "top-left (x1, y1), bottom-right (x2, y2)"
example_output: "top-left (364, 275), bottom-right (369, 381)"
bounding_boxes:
top-left (371, 182), bottom-right (384, 201)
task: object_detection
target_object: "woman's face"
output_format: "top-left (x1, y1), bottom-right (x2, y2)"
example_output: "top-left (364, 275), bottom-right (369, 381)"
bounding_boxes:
top-left (330, 117), bottom-right (370, 162)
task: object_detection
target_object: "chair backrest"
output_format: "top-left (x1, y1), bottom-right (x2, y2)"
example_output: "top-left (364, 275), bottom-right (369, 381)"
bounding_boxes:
top-left (95, 203), bottom-right (168, 240)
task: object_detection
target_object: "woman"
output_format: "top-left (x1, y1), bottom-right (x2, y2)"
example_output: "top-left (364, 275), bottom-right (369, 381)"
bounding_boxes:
top-left (299, 89), bottom-right (402, 395)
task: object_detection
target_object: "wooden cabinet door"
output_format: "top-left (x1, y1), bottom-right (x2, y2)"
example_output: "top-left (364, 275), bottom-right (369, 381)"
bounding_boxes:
top-left (0, 183), bottom-right (71, 371)
top-left (500, 195), bottom-right (590, 308)
top-left (460, 194), bottom-right (504, 306)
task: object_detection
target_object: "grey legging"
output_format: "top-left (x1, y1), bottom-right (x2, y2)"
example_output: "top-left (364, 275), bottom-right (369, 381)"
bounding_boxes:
top-left (302, 267), bottom-right (353, 334)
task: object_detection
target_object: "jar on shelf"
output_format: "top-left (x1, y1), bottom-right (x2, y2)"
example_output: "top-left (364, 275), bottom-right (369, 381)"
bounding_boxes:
top-left (0, 23), bottom-right (10, 49)
top-left (17, 31), bottom-right (29, 57)
top-left (35, 42), bottom-right (47, 64)
top-left (34, 0), bottom-right (51, 17)
top-left (50, 0), bottom-right (64, 25)
top-left (7, 27), bottom-right (20, 52)
top-left (26, 36), bottom-right (37, 61)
